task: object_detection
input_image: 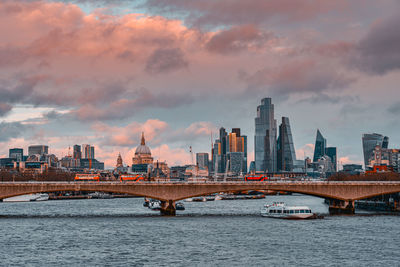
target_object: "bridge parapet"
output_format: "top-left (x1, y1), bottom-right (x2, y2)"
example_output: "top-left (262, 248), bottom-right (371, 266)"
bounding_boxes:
top-left (1, 182), bottom-right (400, 215)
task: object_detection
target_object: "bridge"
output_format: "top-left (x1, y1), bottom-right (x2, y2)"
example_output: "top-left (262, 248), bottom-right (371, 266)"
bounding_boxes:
top-left (1, 181), bottom-right (400, 215)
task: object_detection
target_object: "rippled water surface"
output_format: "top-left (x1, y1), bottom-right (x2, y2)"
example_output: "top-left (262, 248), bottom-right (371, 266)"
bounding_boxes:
top-left (0, 195), bottom-right (399, 266)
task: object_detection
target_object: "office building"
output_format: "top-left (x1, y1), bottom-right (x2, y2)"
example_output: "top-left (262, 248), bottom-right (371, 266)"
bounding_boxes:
top-left (28, 145), bottom-right (48, 156)
top-left (212, 128), bottom-right (248, 175)
top-left (212, 128), bottom-right (227, 174)
top-left (313, 130), bottom-right (327, 162)
top-left (369, 146), bottom-right (400, 172)
top-left (326, 147), bottom-right (337, 172)
top-left (73, 145), bottom-right (82, 160)
top-left (362, 133), bottom-right (388, 169)
top-left (82, 144), bottom-right (95, 159)
top-left (255, 98), bottom-right (277, 173)
top-left (277, 117), bottom-right (296, 172)
top-left (9, 148), bottom-right (23, 162)
top-left (196, 153), bottom-right (209, 170)
top-left (227, 129), bottom-right (247, 174)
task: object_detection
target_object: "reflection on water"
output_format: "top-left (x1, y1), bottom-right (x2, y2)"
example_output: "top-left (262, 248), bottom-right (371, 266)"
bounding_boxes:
top-left (0, 195), bottom-right (399, 266)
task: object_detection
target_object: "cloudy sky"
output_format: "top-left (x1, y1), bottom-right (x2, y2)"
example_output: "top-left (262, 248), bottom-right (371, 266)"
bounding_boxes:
top-left (1, 0), bottom-right (399, 168)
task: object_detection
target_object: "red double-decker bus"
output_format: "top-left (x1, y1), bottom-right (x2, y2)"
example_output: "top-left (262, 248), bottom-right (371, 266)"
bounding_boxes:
top-left (244, 174), bottom-right (269, 182)
top-left (120, 174), bottom-right (145, 183)
top-left (74, 174), bottom-right (100, 182)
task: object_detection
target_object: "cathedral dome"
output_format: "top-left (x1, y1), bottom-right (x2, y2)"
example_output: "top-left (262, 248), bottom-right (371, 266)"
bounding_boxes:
top-left (135, 132), bottom-right (151, 156)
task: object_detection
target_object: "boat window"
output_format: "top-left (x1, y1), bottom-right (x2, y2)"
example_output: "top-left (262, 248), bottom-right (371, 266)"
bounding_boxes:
top-left (300, 210), bottom-right (305, 213)
top-left (295, 210), bottom-right (300, 213)
top-left (290, 210), bottom-right (294, 214)
top-left (284, 210), bottom-right (288, 214)
top-left (277, 210), bottom-right (282, 213)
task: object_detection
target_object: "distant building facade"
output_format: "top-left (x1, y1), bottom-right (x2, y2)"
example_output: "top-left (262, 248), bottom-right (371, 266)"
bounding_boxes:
top-left (73, 145), bottom-right (82, 160)
top-left (196, 153), bottom-right (209, 170)
top-left (9, 148), bottom-right (23, 162)
top-left (28, 145), bottom-right (48, 156)
top-left (82, 144), bottom-right (95, 159)
top-left (212, 127), bottom-right (247, 175)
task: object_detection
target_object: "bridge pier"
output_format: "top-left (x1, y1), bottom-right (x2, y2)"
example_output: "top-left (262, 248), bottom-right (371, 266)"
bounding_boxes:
top-left (328, 199), bottom-right (355, 215)
top-left (160, 200), bottom-right (176, 216)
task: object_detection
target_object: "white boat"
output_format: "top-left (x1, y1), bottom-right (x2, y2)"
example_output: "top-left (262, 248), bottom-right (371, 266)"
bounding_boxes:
top-left (148, 200), bottom-right (161, 211)
top-left (214, 195), bottom-right (223, 201)
top-left (192, 197), bottom-right (206, 202)
top-left (261, 202), bottom-right (315, 219)
top-left (3, 193), bottom-right (49, 202)
top-left (35, 193), bottom-right (49, 201)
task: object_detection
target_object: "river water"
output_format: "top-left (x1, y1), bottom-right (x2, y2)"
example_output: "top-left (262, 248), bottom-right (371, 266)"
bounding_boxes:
top-left (0, 195), bottom-right (399, 266)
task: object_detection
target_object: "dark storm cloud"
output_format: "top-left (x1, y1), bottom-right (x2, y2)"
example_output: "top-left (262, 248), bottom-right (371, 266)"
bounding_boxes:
top-left (143, 0), bottom-right (349, 28)
top-left (243, 59), bottom-right (355, 100)
top-left (72, 87), bottom-right (194, 121)
top-left (352, 14), bottom-right (400, 75)
top-left (206, 25), bottom-right (274, 54)
top-left (0, 75), bottom-right (41, 104)
top-left (0, 122), bottom-right (27, 142)
top-left (145, 48), bottom-right (188, 74)
top-left (296, 94), bottom-right (358, 105)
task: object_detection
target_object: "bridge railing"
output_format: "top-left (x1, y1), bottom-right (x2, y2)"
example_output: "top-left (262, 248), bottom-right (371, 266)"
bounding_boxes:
top-left (0, 181), bottom-right (400, 185)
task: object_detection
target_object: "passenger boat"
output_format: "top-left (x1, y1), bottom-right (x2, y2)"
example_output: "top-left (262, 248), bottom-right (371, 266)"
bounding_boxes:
top-left (261, 202), bottom-right (314, 219)
top-left (3, 193), bottom-right (49, 202)
top-left (148, 200), bottom-right (161, 211)
top-left (143, 197), bottom-right (150, 207)
top-left (175, 202), bottom-right (185, 211)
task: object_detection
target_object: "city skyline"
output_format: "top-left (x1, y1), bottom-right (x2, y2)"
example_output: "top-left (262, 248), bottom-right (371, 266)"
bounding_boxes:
top-left (1, 0), bottom-right (400, 168)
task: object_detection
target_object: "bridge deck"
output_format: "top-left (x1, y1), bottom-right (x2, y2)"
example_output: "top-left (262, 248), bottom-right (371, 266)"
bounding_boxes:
top-left (0, 181), bottom-right (400, 202)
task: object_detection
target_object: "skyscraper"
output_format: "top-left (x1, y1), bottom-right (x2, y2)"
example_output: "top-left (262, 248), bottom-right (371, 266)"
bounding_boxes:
top-left (277, 117), bottom-right (296, 172)
top-left (255, 98), bottom-right (277, 173)
top-left (313, 130), bottom-right (327, 162)
top-left (362, 133), bottom-right (388, 169)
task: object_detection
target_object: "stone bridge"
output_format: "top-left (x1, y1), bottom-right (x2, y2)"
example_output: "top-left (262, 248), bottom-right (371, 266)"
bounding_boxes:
top-left (1, 181), bottom-right (400, 215)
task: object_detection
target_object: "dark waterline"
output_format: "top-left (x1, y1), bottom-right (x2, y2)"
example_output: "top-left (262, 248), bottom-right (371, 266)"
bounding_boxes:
top-left (1, 195), bottom-right (399, 266)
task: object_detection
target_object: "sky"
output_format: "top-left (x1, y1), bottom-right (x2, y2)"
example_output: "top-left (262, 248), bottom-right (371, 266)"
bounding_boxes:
top-left (0, 0), bottom-right (400, 169)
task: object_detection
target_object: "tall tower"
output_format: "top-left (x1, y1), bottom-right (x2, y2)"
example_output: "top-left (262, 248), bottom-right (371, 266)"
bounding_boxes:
top-left (313, 130), bottom-right (327, 162)
top-left (116, 153), bottom-right (123, 167)
top-left (277, 117), bottom-right (296, 172)
top-left (255, 98), bottom-right (277, 173)
top-left (362, 133), bottom-right (387, 169)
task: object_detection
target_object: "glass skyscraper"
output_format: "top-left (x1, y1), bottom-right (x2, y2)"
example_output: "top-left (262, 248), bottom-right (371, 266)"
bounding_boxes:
top-left (313, 130), bottom-right (327, 162)
top-left (255, 98), bottom-right (277, 173)
top-left (277, 117), bottom-right (296, 172)
top-left (362, 133), bottom-right (388, 169)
